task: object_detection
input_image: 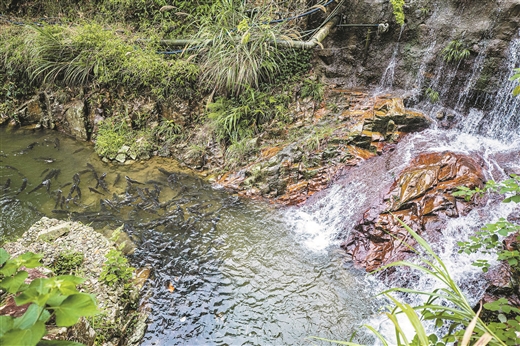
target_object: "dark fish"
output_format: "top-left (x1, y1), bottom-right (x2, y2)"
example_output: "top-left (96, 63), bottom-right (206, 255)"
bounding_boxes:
top-left (113, 173), bottom-right (121, 187)
top-left (60, 196), bottom-right (65, 209)
top-left (88, 187), bottom-right (105, 195)
top-left (136, 187), bottom-right (147, 201)
top-left (17, 178), bottom-right (27, 195)
top-left (40, 168), bottom-right (50, 177)
top-left (72, 196), bottom-right (80, 206)
top-left (73, 173), bottom-right (80, 185)
top-left (60, 182), bottom-right (72, 189)
top-left (73, 148), bottom-right (84, 154)
top-left (54, 138), bottom-right (60, 150)
top-left (99, 172), bottom-right (107, 181)
top-left (3, 178), bottom-right (11, 191)
top-left (125, 176), bottom-right (144, 185)
top-left (43, 179), bottom-right (51, 193)
top-left (158, 168), bottom-right (173, 176)
top-left (43, 169), bottom-right (59, 181)
top-left (52, 209), bottom-right (70, 215)
top-left (53, 169), bottom-right (61, 180)
top-left (145, 180), bottom-right (164, 186)
top-left (67, 184), bottom-right (77, 199)
top-left (34, 157), bottom-right (56, 163)
top-left (76, 186), bottom-right (82, 199)
top-left (54, 189), bottom-right (62, 209)
top-left (28, 182), bottom-right (44, 194)
top-left (98, 180), bottom-right (109, 192)
top-left (26, 142), bottom-right (38, 150)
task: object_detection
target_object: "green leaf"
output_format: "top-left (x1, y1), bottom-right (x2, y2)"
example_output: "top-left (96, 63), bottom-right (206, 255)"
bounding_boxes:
top-left (0, 321), bottom-right (46, 346)
top-left (50, 293), bottom-right (98, 327)
top-left (0, 248), bottom-right (10, 266)
top-left (498, 314), bottom-right (507, 323)
top-left (0, 262), bottom-right (20, 277)
top-left (13, 304), bottom-right (42, 330)
top-left (0, 316), bottom-right (14, 336)
top-left (0, 270), bottom-right (29, 294)
top-left (17, 252), bottom-right (43, 269)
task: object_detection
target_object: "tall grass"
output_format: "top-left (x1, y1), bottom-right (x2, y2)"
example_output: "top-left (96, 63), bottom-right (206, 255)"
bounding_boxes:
top-left (22, 23), bottom-right (199, 99)
top-left (187, 0), bottom-right (300, 96)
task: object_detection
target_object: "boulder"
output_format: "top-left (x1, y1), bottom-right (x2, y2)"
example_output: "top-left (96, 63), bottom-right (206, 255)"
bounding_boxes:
top-left (60, 100), bottom-right (88, 141)
top-left (342, 152), bottom-right (485, 272)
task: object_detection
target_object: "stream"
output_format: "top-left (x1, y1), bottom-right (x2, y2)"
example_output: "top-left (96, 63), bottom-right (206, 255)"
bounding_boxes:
top-left (0, 126), bottom-right (378, 345)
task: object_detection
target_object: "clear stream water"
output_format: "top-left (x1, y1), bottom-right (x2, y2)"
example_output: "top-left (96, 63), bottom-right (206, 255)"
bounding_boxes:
top-left (0, 126), bottom-right (379, 345)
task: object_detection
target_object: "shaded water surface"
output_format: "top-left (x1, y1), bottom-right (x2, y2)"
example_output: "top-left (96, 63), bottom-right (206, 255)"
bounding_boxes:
top-left (0, 127), bottom-right (377, 345)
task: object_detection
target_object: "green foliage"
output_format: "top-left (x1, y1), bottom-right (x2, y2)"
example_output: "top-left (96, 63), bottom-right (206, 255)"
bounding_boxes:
top-left (456, 175), bottom-right (520, 272)
top-left (225, 137), bottom-right (259, 169)
top-left (99, 249), bottom-right (134, 288)
top-left (442, 40), bottom-right (471, 63)
top-left (425, 87), bottom-right (439, 103)
top-left (15, 23), bottom-right (198, 99)
top-left (94, 118), bottom-right (129, 159)
top-left (300, 79), bottom-right (325, 102)
top-left (51, 252), bottom-right (85, 276)
top-left (207, 85), bottom-right (291, 143)
top-left (511, 68), bottom-right (520, 97)
top-left (390, 0), bottom-right (406, 25)
top-left (453, 176), bottom-right (520, 344)
top-left (0, 248), bottom-right (98, 346)
top-left (95, 117), bottom-right (157, 159)
top-left (187, 0), bottom-right (299, 95)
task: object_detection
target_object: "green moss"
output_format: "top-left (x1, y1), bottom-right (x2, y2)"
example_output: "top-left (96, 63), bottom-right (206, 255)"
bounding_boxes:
top-left (51, 251), bottom-right (85, 275)
top-left (390, 0), bottom-right (406, 25)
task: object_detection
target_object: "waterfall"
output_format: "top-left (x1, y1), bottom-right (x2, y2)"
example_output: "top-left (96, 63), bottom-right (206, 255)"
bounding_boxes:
top-left (378, 26), bottom-right (405, 90)
top-left (405, 39), bottom-right (437, 103)
top-left (480, 34), bottom-right (520, 140)
top-left (454, 45), bottom-right (487, 111)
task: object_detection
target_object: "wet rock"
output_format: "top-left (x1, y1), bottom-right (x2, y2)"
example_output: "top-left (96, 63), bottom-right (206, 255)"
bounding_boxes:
top-left (60, 100), bottom-right (88, 141)
top-left (24, 98), bottom-right (44, 124)
top-left (343, 152), bottom-right (485, 272)
top-left (37, 222), bottom-right (71, 241)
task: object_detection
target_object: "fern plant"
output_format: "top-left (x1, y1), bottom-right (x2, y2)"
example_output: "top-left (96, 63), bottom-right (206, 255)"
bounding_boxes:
top-left (442, 40), bottom-right (471, 63)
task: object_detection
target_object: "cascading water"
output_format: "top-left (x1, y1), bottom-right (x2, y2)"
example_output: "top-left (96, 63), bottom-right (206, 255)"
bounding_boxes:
top-left (478, 33), bottom-right (520, 140)
top-left (454, 45), bottom-right (488, 111)
top-left (378, 26), bottom-right (405, 90)
top-left (284, 30), bottom-right (520, 343)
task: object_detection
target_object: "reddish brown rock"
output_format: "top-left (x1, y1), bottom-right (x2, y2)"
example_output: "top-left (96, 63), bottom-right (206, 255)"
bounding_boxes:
top-left (342, 151), bottom-right (485, 272)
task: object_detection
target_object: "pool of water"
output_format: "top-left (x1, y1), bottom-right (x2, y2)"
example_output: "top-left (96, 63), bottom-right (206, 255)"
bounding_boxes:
top-left (0, 126), bottom-right (378, 345)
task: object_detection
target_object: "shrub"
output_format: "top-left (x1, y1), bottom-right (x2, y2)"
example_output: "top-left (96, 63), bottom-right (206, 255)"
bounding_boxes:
top-left (187, 0), bottom-right (300, 96)
top-left (0, 248), bottom-right (98, 346)
top-left (301, 78), bottom-right (325, 102)
top-left (207, 85), bottom-right (290, 144)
